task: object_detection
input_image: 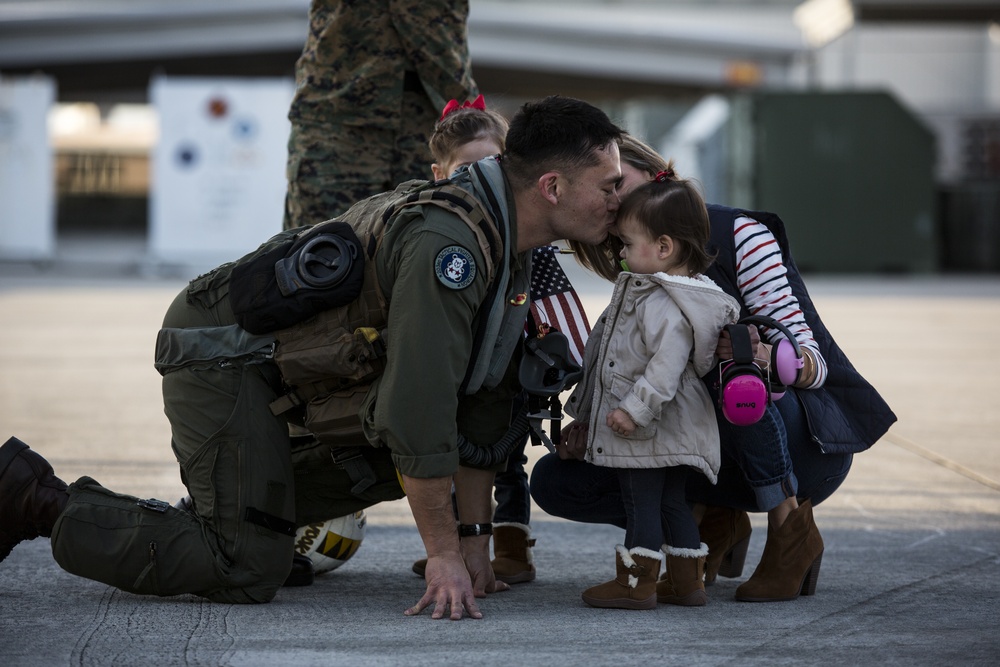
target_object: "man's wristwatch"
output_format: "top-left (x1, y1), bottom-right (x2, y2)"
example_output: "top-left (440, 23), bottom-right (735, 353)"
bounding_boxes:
top-left (458, 523), bottom-right (493, 538)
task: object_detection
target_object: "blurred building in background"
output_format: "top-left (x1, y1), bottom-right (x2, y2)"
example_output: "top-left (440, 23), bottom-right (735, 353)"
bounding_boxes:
top-left (0, 0), bottom-right (997, 274)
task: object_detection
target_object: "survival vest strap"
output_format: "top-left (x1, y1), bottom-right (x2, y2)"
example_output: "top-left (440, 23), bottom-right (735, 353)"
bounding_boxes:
top-left (377, 184), bottom-right (503, 286)
top-left (267, 180), bottom-right (504, 443)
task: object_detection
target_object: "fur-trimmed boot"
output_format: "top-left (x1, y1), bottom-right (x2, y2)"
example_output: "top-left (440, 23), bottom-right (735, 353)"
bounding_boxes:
top-left (735, 499), bottom-right (824, 602)
top-left (0, 437), bottom-right (69, 562)
top-left (491, 522), bottom-right (536, 584)
top-left (656, 543), bottom-right (709, 606)
top-left (699, 506), bottom-right (752, 585)
top-left (582, 545), bottom-right (663, 610)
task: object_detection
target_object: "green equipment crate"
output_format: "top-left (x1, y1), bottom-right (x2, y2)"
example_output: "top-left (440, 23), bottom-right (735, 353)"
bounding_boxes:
top-left (731, 91), bottom-right (936, 273)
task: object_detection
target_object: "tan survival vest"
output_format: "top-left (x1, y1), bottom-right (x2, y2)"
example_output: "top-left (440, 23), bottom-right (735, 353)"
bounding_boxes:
top-left (267, 179), bottom-right (504, 444)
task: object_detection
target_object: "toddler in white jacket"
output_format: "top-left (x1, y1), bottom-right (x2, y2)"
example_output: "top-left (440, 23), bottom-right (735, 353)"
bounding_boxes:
top-left (579, 168), bottom-right (740, 610)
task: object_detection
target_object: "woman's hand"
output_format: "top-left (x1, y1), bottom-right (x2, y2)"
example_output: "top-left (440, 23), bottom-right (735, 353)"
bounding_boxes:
top-left (557, 421), bottom-right (588, 460)
top-left (717, 324), bottom-right (767, 362)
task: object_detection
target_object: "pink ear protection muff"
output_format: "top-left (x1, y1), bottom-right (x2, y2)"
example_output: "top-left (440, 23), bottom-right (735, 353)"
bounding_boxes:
top-left (719, 316), bottom-right (804, 425)
top-left (719, 323), bottom-right (769, 426)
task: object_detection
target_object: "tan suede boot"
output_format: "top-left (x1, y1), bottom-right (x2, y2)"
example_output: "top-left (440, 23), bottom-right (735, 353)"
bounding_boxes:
top-left (582, 545), bottom-right (663, 610)
top-left (735, 499), bottom-right (824, 602)
top-left (491, 522), bottom-right (536, 584)
top-left (699, 506), bottom-right (752, 585)
top-left (656, 543), bottom-right (709, 606)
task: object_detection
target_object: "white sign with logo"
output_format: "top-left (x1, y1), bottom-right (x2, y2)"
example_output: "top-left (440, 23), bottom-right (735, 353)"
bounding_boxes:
top-left (149, 76), bottom-right (294, 273)
top-left (0, 76), bottom-right (55, 260)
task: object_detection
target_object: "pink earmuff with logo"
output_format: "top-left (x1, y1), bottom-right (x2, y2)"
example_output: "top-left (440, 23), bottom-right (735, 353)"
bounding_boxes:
top-left (719, 316), bottom-right (804, 425)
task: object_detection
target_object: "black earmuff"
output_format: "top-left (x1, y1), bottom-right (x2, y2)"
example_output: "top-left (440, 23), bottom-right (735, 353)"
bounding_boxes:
top-left (737, 315), bottom-right (804, 400)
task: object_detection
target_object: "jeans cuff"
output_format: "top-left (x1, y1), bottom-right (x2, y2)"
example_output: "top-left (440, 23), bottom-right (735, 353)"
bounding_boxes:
top-left (751, 472), bottom-right (799, 511)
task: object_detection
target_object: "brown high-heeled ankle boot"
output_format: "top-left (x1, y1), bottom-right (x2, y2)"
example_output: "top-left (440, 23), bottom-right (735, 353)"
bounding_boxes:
top-left (699, 506), bottom-right (752, 585)
top-left (735, 499), bottom-right (823, 602)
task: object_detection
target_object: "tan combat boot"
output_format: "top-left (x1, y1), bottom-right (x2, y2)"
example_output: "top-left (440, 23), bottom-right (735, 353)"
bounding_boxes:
top-left (491, 522), bottom-right (536, 584)
top-left (657, 543), bottom-right (709, 606)
top-left (582, 545), bottom-right (663, 610)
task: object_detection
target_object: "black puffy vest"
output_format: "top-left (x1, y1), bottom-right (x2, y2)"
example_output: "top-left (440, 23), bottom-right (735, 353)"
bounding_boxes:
top-left (705, 204), bottom-right (897, 454)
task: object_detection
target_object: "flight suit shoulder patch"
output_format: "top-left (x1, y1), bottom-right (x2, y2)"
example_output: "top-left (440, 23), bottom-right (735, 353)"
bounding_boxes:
top-left (434, 245), bottom-right (477, 290)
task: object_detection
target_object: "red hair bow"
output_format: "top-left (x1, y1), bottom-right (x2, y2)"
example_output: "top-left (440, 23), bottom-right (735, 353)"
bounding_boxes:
top-left (439, 94), bottom-right (486, 121)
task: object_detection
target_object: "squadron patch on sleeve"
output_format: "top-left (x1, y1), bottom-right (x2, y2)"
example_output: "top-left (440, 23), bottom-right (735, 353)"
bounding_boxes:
top-left (434, 245), bottom-right (477, 290)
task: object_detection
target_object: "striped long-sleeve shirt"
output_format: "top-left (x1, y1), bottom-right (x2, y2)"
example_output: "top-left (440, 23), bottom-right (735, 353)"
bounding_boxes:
top-left (733, 216), bottom-right (828, 388)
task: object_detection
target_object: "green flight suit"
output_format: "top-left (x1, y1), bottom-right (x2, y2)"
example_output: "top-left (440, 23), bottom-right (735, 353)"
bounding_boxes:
top-left (48, 183), bottom-right (528, 603)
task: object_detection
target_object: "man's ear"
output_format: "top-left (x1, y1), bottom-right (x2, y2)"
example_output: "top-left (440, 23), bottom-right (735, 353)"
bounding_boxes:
top-left (431, 163), bottom-right (447, 181)
top-left (537, 172), bottom-right (560, 205)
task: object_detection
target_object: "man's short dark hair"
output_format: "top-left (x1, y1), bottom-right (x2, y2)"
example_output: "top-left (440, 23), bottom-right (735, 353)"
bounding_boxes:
top-left (504, 96), bottom-right (623, 188)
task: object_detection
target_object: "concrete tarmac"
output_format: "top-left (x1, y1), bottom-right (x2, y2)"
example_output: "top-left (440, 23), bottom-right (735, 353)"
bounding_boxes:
top-left (1, 253), bottom-right (999, 666)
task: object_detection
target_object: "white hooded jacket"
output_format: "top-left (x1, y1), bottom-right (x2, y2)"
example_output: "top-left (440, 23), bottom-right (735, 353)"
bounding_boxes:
top-left (569, 271), bottom-right (740, 482)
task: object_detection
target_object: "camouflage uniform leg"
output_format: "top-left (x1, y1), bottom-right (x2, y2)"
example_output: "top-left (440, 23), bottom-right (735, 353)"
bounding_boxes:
top-left (393, 86), bottom-right (438, 185)
top-left (283, 0), bottom-right (397, 229)
top-left (282, 1), bottom-right (476, 230)
top-left (282, 85), bottom-right (437, 231)
top-left (283, 122), bottom-right (397, 229)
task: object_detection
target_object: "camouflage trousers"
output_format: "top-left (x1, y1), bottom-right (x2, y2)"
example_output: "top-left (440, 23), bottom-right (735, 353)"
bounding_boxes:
top-left (282, 0), bottom-right (477, 229)
top-left (283, 86), bottom-right (438, 229)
